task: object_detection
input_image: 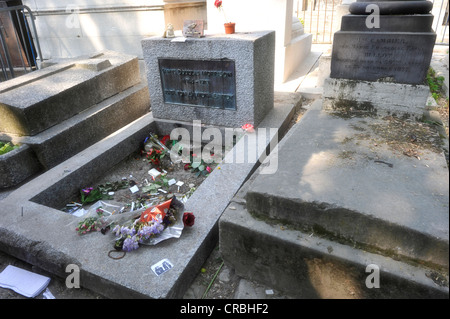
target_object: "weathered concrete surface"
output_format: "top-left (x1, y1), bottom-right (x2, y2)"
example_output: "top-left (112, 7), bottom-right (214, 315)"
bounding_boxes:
top-left (15, 82), bottom-right (150, 170)
top-left (220, 100), bottom-right (449, 298)
top-left (323, 77), bottom-right (430, 120)
top-left (0, 145), bottom-right (42, 189)
top-left (0, 56), bottom-right (150, 187)
top-left (0, 92), bottom-right (301, 299)
top-left (246, 99), bottom-right (449, 270)
top-left (220, 194), bottom-right (449, 298)
top-left (0, 51), bottom-right (140, 136)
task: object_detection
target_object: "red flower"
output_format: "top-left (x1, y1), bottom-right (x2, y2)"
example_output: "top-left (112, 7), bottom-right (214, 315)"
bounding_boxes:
top-left (160, 135), bottom-right (170, 146)
top-left (183, 212), bottom-right (195, 227)
top-left (241, 123), bottom-right (254, 132)
top-left (184, 163), bottom-right (191, 170)
top-left (214, 0), bottom-right (222, 8)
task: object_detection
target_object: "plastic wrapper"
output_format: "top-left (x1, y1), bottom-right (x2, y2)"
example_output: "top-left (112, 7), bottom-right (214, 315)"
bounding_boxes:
top-left (111, 197), bottom-right (185, 251)
top-left (73, 201), bottom-right (124, 235)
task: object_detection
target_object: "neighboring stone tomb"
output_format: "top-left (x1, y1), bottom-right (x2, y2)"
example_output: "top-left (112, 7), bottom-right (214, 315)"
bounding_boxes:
top-left (142, 31), bottom-right (275, 129)
top-left (0, 51), bottom-right (150, 188)
top-left (324, 0), bottom-right (437, 118)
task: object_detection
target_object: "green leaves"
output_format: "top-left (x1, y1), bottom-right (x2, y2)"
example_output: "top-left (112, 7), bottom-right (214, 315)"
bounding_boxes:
top-left (0, 142), bottom-right (20, 155)
top-left (80, 188), bottom-right (103, 204)
top-left (141, 183), bottom-right (161, 193)
top-left (427, 68), bottom-right (445, 102)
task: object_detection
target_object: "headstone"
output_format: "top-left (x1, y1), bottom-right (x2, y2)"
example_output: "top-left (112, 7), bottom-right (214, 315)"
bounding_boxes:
top-left (142, 31), bottom-right (275, 128)
top-left (330, 0), bottom-right (437, 85)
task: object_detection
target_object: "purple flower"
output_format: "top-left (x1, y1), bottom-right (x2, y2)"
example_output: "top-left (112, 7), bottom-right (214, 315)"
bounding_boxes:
top-left (122, 236), bottom-right (139, 252)
top-left (112, 225), bottom-right (121, 236)
top-left (120, 226), bottom-right (136, 237)
top-left (82, 187), bottom-right (93, 194)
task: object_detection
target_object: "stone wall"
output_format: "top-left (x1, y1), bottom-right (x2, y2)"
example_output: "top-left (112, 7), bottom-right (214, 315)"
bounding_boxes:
top-left (22, 0), bottom-right (206, 59)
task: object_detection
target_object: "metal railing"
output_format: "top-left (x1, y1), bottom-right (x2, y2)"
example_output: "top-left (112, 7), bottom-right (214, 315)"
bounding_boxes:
top-left (296, 0), bottom-right (449, 45)
top-left (296, 0), bottom-right (342, 44)
top-left (0, 5), bottom-right (42, 82)
top-left (432, 0), bottom-right (449, 44)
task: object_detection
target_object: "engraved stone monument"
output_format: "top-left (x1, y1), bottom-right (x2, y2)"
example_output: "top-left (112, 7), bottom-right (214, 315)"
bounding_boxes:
top-left (141, 31), bottom-right (275, 128)
top-left (324, 0), bottom-right (437, 118)
top-left (331, 0), bottom-right (436, 85)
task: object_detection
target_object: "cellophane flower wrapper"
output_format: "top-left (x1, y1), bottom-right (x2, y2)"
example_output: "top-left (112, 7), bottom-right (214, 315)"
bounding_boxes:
top-left (73, 200), bottom-right (123, 235)
top-left (111, 197), bottom-right (185, 250)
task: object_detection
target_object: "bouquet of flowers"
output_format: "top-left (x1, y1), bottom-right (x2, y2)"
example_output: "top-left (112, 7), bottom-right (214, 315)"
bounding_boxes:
top-left (74, 201), bottom-right (122, 235)
top-left (111, 197), bottom-right (195, 252)
top-left (143, 133), bottom-right (182, 166)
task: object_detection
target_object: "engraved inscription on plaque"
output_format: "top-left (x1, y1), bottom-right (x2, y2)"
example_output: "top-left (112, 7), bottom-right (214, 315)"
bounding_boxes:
top-left (331, 33), bottom-right (436, 84)
top-left (158, 58), bottom-right (236, 110)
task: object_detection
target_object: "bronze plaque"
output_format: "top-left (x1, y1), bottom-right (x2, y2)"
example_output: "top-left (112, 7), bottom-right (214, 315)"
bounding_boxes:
top-left (159, 58), bottom-right (236, 110)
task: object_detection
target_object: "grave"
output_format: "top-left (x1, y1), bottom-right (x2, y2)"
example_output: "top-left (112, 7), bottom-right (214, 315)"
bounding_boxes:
top-left (219, 99), bottom-right (449, 298)
top-left (142, 31), bottom-right (275, 129)
top-left (323, 0), bottom-right (437, 118)
top-left (0, 93), bottom-right (302, 298)
top-left (0, 30), bottom-right (304, 298)
top-left (0, 50), bottom-right (150, 188)
top-left (218, 2), bottom-right (449, 298)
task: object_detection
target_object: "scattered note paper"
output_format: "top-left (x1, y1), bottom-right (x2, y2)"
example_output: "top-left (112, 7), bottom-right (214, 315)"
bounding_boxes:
top-left (151, 259), bottom-right (173, 276)
top-left (129, 185), bottom-right (139, 193)
top-left (265, 289), bottom-right (274, 295)
top-left (0, 265), bottom-right (51, 298)
top-left (175, 181), bottom-right (184, 191)
top-left (43, 288), bottom-right (56, 299)
top-left (168, 179), bottom-right (177, 186)
top-left (148, 169), bottom-right (161, 179)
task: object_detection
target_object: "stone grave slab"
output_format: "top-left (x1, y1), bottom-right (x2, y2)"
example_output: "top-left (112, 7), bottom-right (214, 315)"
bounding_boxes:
top-left (219, 99), bottom-right (449, 298)
top-left (245, 100), bottom-right (449, 270)
top-left (0, 50), bottom-right (140, 136)
top-left (0, 92), bottom-right (301, 299)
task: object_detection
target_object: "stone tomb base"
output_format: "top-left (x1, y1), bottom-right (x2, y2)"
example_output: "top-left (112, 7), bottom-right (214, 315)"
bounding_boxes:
top-left (142, 31), bottom-right (275, 128)
top-left (323, 77), bottom-right (430, 119)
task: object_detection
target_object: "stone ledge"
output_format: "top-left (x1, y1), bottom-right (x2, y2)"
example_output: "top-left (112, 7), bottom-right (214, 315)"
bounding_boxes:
top-left (323, 77), bottom-right (430, 119)
top-left (245, 99), bottom-right (449, 270)
top-left (0, 144), bottom-right (42, 189)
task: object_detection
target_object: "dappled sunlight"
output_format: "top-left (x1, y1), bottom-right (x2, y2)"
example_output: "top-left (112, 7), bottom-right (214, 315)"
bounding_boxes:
top-left (299, 150), bottom-right (335, 199)
top-left (305, 258), bottom-right (362, 299)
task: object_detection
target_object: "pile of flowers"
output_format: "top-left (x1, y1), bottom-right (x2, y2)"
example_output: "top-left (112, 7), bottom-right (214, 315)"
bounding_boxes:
top-left (184, 154), bottom-right (213, 177)
top-left (143, 134), bottom-right (171, 166)
top-left (75, 207), bottom-right (111, 235)
top-left (112, 199), bottom-right (195, 252)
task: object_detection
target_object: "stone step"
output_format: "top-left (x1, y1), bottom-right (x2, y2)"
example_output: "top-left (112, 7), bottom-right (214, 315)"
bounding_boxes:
top-left (219, 197), bottom-right (449, 298)
top-left (245, 99), bottom-right (449, 270)
top-left (0, 50), bottom-right (140, 136)
top-left (26, 82), bottom-right (150, 169)
top-left (1, 81), bottom-right (150, 177)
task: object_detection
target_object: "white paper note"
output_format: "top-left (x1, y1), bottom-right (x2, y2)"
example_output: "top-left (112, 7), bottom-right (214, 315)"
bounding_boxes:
top-left (0, 265), bottom-right (51, 298)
